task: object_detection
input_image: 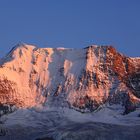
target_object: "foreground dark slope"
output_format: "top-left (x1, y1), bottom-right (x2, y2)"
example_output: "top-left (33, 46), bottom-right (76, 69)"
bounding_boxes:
top-left (1, 108), bottom-right (140, 140)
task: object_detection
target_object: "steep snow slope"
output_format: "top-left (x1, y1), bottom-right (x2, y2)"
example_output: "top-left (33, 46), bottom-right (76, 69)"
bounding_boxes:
top-left (0, 44), bottom-right (140, 113)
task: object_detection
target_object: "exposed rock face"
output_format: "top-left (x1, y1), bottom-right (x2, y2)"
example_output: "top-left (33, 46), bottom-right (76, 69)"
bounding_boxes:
top-left (0, 44), bottom-right (140, 114)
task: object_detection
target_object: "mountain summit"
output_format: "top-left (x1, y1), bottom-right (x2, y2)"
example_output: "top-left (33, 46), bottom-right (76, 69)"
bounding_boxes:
top-left (0, 44), bottom-right (140, 114)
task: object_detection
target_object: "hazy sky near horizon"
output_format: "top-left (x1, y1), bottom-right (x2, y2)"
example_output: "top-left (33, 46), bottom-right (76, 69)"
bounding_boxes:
top-left (0, 0), bottom-right (140, 57)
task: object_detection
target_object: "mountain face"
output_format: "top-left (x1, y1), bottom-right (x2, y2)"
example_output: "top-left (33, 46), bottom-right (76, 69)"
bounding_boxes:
top-left (1, 44), bottom-right (140, 140)
top-left (0, 44), bottom-right (140, 115)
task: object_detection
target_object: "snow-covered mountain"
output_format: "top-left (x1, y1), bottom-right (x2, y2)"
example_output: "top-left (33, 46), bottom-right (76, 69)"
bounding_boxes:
top-left (0, 43), bottom-right (140, 113)
top-left (0, 44), bottom-right (140, 140)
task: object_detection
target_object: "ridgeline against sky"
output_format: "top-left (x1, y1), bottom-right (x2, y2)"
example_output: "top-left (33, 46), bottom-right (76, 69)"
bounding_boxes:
top-left (0, 0), bottom-right (140, 57)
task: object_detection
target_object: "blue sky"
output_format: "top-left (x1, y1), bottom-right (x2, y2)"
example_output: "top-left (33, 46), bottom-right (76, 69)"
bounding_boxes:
top-left (0, 0), bottom-right (140, 57)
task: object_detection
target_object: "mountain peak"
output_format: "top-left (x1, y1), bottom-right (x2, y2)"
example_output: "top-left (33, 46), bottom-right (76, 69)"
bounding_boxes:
top-left (13, 43), bottom-right (36, 51)
top-left (5, 43), bottom-right (36, 58)
top-left (0, 44), bottom-right (140, 139)
top-left (0, 44), bottom-right (140, 114)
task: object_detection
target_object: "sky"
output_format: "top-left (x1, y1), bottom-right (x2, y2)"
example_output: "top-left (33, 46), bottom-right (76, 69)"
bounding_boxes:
top-left (0, 0), bottom-right (140, 57)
